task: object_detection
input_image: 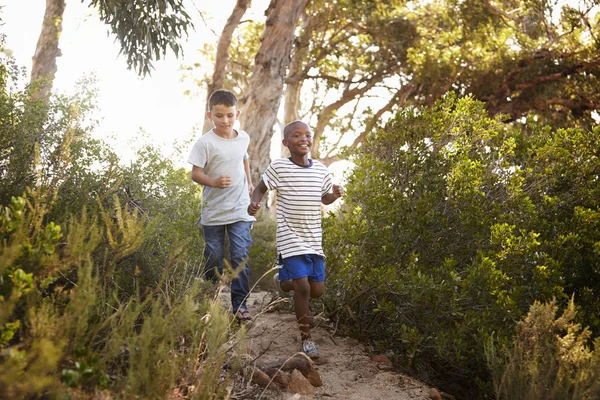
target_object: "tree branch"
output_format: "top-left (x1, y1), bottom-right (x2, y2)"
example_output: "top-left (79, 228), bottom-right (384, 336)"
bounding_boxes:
top-left (203, 0), bottom-right (251, 131)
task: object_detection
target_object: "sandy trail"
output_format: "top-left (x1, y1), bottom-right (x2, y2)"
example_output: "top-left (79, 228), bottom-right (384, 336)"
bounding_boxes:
top-left (233, 291), bottom-right (433, 400)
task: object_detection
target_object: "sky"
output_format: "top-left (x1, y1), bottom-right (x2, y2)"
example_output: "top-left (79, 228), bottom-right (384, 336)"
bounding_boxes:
top-left (1, 0), bottom-right (270, 164)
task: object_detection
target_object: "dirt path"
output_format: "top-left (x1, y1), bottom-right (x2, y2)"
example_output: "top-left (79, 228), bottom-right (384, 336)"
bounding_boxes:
top-left (234, 291), bottom-right (433, 400)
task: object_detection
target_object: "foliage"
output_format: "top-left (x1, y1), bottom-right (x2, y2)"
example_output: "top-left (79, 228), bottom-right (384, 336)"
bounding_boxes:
top-left (88, 0), bottom-right (194, 75)
top-left (248, 209), bottom-right (278, 290)
top-left (109, 144), bottom-right (205, 295)
top-left (487, 297), bottom-right (600, 400)
top-left (192, 0), bottom-right (598, 167)
top-left (323, 94), bottom-right (600, 398)
top-left (0, 38), bottom-right (54, 203)
top-left (404, 0), bottom-right (600, 126)
top-left (0, 47), bottom-right (244, 399)
top-left (0, 194), bottom-right (238, 398)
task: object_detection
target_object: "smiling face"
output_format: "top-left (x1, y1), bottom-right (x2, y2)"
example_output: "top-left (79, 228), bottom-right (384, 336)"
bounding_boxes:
top-left (207, 104), bottom-right (240, 137)
top-left (283, 121), bottom-right (313, 160)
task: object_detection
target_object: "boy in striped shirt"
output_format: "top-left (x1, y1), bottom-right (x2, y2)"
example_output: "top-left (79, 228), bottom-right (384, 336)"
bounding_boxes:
top-left (248, 120), bottom-right (343, 358)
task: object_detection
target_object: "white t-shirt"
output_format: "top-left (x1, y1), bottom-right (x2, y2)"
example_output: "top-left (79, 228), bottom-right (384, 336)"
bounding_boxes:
top-left (188, 129), bottom-right (255, 225)
top-left (262, 158), bottom-right (333, 258)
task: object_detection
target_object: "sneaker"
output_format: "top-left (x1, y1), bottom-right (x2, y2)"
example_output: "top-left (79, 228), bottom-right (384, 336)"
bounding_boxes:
top-left (302, 340), bottom-right (319, 358)
top-left (272, 272), bottom-right (290, 298)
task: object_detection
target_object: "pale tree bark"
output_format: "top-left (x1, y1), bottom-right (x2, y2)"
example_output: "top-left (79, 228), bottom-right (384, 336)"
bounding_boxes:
top-left (345, 83), bottom-right (417, 152)
top-left (309, 57), bottom-right (404, 159)
top-left (202, 0), bottom-right (252, 133)
top-left (284, 14), bottom-right (356, 159)
top-left (281, 8), bottom-right (313, 158)
top-left (311, 78), bottom-right (380, 159)
top-left (31, 0), bottom-right (66, 100)
top-left (239, 0), bottom-right (309, 183)
top-left (283, 7), bottom-right (312, 125)
top-left (12, 0), bottom-right (66, 192)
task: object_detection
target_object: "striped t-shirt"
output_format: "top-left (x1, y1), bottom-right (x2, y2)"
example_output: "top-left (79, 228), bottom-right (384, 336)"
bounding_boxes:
top-left (263, 158), bottom-right (333, 259)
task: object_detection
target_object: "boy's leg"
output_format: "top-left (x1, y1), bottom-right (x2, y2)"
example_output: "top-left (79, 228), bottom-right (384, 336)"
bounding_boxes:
top-left (227, 221), bottom-right (252, 316)
top-left (293, 277), bottom-right (321, 359)
top-left (292, 277), bottom-right (312, 341)
top-left (309, 280), bottom-right (324, 298)
top-left (280, 279), bottom-right (322, 296)
top-left (201, 225), bottom-right (226, 282)
top-left (280, 279), bottom-right (294, 292)
top-left (280, 254), bottom-right (324, 357)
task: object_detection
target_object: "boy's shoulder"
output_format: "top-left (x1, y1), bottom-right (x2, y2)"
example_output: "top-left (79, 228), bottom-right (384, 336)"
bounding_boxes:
top-left (193, 130), bottom-right (216, 144)
top-left (311, 159), bottom-right (327, 168)
top-left (269, 158), bottom-right (291, 167)
top-left (237, 129), bottom-right (250, 138)
top-left (196, 129), bottom-right (249, 142)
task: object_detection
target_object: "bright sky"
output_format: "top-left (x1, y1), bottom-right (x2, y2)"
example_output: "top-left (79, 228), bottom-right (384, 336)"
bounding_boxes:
top-left (1, 0), bottom-right (269, 163)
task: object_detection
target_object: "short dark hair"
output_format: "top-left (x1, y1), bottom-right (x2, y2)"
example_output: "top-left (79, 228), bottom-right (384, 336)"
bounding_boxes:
top-left (208, 89), bottom-right (237, 110)
top-left (283, 120), bottom-right (310, 140)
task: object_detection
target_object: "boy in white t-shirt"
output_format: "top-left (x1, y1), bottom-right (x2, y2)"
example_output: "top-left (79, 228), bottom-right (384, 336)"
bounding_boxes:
top-left (248, 121), bottom-right (343, 358)
top-left (188, 89), bottom-right (255, 322)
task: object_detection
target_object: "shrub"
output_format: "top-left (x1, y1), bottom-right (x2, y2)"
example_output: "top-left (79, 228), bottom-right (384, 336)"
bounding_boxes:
top-left (0, 48), bottom-right (244, 399)
top-left (323, 94), bottom-right (600, 398)
top-left (0, 193), bottom-right (238, 399)
top-left (248, 209), bottom-right (278, 290)
top-left (488, 297), bottom-right (600, 400)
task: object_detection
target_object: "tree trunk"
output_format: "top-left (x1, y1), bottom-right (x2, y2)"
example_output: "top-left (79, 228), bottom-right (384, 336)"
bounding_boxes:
top-left (240, 0), bottom-right (309, 183)
top-left (10, 0), bottom-right (66, 194)
top-left (31, 0), bottom-right (66, 100)
top-left (283, 7), bottom-right (311, 126)
top-left (203, 0), bottom-right (252, 133)
top-left (281, 9), bottom-right (311, 158)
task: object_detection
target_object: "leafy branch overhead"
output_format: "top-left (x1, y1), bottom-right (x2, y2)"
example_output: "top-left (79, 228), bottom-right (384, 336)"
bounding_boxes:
top-left (88, 0), bottom-right (194, 76)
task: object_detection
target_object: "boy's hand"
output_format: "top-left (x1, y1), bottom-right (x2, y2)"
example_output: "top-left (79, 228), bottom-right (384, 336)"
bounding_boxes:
top-left (248, 182), bottom-right (255, 197)
top-left (332, 184), bottom-right (344, 199)
top-left (214, 175), bottom-right (231, 188)
top-left (248, 202), bottom-right (261, 216)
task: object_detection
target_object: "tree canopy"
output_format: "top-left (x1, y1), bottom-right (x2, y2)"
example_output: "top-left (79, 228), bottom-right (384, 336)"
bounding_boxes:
top-left (197, 0), bottom-right (599, 167)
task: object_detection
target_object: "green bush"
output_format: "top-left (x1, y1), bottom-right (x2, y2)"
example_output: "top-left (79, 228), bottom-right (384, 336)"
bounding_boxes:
top-left (323, 94), bottom-right (600, 398)
top-left (248, 209), bottom-right (278, 290)
top-left (0, 193), bottom-right (234, 399)
top-left (0, 45), bottom-right (244, 399)
top-left (488, 297), bottom-right (600, 400)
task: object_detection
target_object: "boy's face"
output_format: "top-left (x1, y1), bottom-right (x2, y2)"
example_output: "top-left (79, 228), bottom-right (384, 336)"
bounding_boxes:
top-left (207, 104), bottom-right (239, 134)
top-left (283, 122), bottom-right (313, 157)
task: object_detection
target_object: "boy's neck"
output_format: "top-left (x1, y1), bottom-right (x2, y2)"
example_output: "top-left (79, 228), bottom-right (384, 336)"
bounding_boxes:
top-left (213, 128), bottom-right (238, 139)
top-left (289, 154), bottom-right (311, 166)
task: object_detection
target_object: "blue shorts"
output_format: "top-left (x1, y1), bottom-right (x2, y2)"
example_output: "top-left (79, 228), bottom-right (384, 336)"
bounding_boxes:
top-left (278, 254), bottom-right (325, 282)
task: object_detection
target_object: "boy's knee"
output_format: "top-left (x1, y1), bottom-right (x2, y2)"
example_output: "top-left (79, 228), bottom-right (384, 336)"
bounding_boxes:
top-left (309, 281), bottom-right (325, 298)
top-left (292, 278), bottom-right (311, 297)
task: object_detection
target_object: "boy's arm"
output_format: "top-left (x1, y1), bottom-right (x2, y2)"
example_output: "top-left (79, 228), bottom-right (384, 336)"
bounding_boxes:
top-left (191, 165), bottom-right (231, 188)
top-left (243, 158), bottom-right (254, 196)
top-left (321, 184), bottom-right (343, 205)
top-left (248, 179), bottom-right (268, 216)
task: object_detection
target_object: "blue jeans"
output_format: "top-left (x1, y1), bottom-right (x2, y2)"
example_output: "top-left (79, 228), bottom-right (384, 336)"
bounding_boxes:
top-left (201, 221), bottom-right (252, 313)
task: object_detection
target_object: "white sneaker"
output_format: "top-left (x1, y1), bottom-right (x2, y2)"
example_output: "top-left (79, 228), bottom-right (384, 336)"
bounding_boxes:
top-left (302, 340), bottom-right (319, 358)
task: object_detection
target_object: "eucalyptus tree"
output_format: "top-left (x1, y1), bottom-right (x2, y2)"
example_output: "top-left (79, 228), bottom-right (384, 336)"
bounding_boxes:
top-left (292, 0), bottom-right (599, 163)
top-left (238, 0), bottom-right (310, 182)
top-left (31, 0), bottom-right (193, 100)
top-left (284, 0), bottom-right (417, 163)
top-left (196, 0), bottom-right (309, 182)
top-left (402, 0), bottom-right (600, 127)
top-left (201, 0), bottom-right (252, 134)
top-left (196, 0), bottom-right (599, 174)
